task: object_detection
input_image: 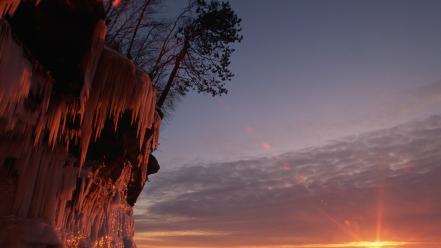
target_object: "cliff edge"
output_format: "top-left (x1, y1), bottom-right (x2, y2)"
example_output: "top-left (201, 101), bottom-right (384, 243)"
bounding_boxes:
top-left (0, 1), bottom-right (161, 247)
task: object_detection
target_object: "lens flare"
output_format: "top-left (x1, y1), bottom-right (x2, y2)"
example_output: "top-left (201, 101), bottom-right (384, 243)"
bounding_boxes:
top-left (112, 0), bottom-right (121, 7)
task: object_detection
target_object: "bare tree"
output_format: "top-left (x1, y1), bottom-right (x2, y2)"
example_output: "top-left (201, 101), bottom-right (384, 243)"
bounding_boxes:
top-left (104, 0), bottom-right (163, 64)
top-left (104, 0), bottom-right (242, 113)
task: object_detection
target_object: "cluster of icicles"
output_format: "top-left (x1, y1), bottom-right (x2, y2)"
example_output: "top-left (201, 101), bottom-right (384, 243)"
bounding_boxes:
top-left (0, 0), bottom-right (41, 16)
top-left (0, 12), bottom-right (160, 248)
top-left (0, 145), bottom-right (139, 247)
top-left (0, 0), bottom-right (23, 16)
top-left (0, 17), bottom-right (160, 178)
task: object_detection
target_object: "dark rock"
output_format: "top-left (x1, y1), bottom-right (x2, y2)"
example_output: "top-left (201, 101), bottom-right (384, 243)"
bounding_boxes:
top-left (8, 0), bottom-right (105, 97)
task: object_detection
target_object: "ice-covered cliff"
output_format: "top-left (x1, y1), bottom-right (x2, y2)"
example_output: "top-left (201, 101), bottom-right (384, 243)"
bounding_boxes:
top-left (0, 1), bottom-right (161, 247)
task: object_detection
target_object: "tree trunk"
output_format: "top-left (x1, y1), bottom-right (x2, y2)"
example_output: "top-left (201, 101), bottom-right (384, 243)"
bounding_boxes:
top-left (126, 0), bottom-right (152, 59)
top-left (157, 40), bottom-right (189, 109)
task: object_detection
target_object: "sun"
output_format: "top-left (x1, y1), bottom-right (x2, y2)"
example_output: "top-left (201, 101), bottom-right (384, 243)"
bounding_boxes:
top-left (362, 242), bottom-right (384, 248)
top-left (351, 241), bottom-right (406, 248)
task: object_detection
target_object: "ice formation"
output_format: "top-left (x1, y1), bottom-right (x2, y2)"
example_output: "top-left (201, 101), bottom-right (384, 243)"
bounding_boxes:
top-left (0, 2), bottom-right (161, 247)
top-left (0, 0), bottom-right (21, 16)
top-left (0, 19), bottom-right (31, 118)
top-left (0, 0), bottom-right (41, 17)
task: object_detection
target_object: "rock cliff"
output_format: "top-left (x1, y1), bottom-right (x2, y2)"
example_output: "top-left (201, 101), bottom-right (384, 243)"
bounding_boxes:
top-left (0, 1), bottom-right (161, 247)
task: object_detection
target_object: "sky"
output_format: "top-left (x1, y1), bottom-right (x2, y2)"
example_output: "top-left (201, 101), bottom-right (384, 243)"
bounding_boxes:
top-left (135, 0), bottom-right (441, 247)
top-left (135, 116), bottom-right (441, 248)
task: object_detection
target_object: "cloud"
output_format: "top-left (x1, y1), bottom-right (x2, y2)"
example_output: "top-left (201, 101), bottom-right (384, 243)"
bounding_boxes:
top-left (397, 81), bottom-right (441, 115)
top-left (135, 115), bottom-right (441, 247)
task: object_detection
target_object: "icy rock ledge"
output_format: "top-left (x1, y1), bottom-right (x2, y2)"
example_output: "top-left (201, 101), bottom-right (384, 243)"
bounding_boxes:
top-left (0, 4), bottom-right (161, 247)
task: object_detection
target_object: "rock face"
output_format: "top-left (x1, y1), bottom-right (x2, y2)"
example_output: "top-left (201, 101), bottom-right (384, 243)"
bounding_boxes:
top-left (0, 1), bottom-right (161, 247)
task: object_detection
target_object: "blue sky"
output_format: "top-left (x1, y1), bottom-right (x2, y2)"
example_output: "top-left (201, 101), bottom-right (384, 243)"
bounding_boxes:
top-left (155, 0), bottom-right (441, 168)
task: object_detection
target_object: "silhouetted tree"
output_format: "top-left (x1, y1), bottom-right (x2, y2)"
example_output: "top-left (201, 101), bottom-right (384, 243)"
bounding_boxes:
top-left (105, 0), bottom-right (242, 112)
top-left (104, 0), bottom-right (163, 64)
top-left (155, 0), bottom-right (242, 109)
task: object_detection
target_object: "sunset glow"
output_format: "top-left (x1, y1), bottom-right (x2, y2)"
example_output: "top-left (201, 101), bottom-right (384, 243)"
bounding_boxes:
top-left (133, 1), bottom-right (441, 248)
top-left (347, 241), bottom-right (408, 248)
top-left (278, 241), bottom-right (411, 247)
top-left (2, 0), bottom-right (441, 247)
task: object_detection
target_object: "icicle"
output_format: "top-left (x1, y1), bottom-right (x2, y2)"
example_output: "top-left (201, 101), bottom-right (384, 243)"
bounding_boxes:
top-left (0, 20), bottom-right (32, 117)
top-left (0, 0), bottom-right (21, 16)
top-left (0, 0), bottom-right (42, 17)
top-left (80, 20), bottom-right (107, 114)
top-left (0, 41), bottom-right (161, 171)
top-left (79, 47), bottom-right (158, 168)
top-left (0, 13), bottom-right (160, 248)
